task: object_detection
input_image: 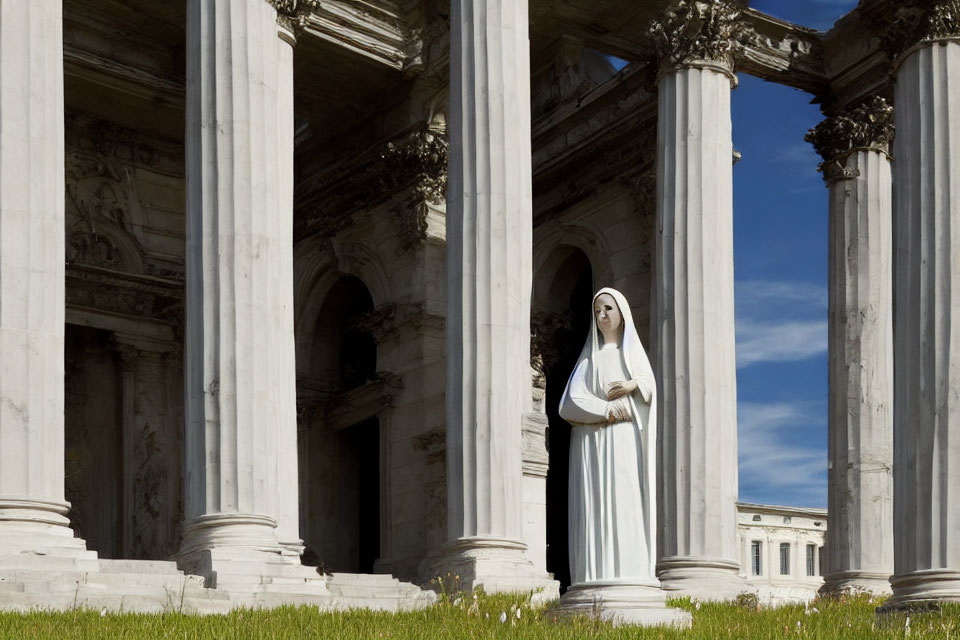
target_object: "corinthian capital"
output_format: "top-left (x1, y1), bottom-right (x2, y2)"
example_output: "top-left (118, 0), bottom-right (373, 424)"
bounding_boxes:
top-left (881, 0), bottom-right (960, 61)
top-left (268, 0), bottom-right (319, 35)
top-left (805, 95), bottom-right (894, 180)
top-left (648, 0), bottom-right (757, 75)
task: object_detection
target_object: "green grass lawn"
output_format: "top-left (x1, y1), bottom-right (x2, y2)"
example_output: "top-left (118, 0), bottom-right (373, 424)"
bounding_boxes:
top-left (0, 593), bottom-right (956, 639)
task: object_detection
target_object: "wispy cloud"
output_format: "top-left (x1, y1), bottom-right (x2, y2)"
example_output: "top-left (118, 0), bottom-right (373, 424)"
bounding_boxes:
top-left (735, 280), bottom-right (827, 368)
top-left (736, 319), bottom-right (827, 367)
top-left (738, 401), bottom-right (826, 507)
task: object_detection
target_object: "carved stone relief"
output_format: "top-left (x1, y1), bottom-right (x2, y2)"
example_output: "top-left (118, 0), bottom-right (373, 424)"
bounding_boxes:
top-left (881, 1), bottom-right (960, 61)
top-left (805, 95), bottom-right (894, 181)
top-left (648, 0), bottom-right (757, 73)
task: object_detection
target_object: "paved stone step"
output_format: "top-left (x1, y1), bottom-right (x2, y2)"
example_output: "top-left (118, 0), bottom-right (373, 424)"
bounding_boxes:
top-left (0, 553), bottom-right (99, 573)
top-left (327, 572), bottom-right (407, 586)
top-left (98, 559), bottom-right (183, 575)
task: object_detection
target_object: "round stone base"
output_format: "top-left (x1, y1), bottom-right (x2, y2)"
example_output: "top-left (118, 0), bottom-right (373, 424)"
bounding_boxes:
top-left (0, 497), bottom-right (91, 557)
top-left (657, 556), bottom-right (746, 601)
top-left (820, 570), bottom-right (892, 598)
top-left (418, 536), bottom-right (559, 599)
top-left (879, 570), bottom-right (960, 611)
top-left (555, 579), bottom-right (692, 628)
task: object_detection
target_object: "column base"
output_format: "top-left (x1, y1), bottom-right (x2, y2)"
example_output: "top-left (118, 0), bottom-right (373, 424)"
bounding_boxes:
top-left (657, 556), bottom-right (745, 601)
top-left (878, 570), bottom-right (960, 610)
top-left (0, 498), bottom-right (94, 562)
top-left (418, 536), bottom-right (559, 601)
top-left (554, 579), bottom-right (692, 628)
top-left (819, 570), bottom-right (892, 597)
top-left (175, 513), bottom-right (327, 596)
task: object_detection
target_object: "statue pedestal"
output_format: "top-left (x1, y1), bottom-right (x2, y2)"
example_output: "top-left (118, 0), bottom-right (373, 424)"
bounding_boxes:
top-left (555, 579), bottom-right (692, 628)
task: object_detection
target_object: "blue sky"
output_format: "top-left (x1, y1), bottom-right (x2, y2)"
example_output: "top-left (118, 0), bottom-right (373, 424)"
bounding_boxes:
top-left (732, 0), bottom-right (858, 508)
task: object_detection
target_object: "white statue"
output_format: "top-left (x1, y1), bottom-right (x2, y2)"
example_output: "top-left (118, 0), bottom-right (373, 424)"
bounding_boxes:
top-left (559, 287), bottom-right (657, 584)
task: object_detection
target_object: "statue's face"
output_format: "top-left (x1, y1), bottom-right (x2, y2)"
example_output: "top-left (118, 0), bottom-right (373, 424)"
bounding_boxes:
top-left (593, 293), bottom-right (622, 334)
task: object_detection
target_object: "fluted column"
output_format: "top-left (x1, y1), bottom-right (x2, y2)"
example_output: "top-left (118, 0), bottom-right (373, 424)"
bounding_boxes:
top-left (423, 0), bottom-right (556, 597)
top-left (806, 97), bottom-right (894, 597)
top-left (884, 7), bottom-right (960, 607)
top-left (180, 0), bottom-right (301, 577)
top-left (0, 0), bottom-right (89, 557)
top-left (649, 0), bottom-right (748, 599)
top-left (274, 13), bottom-right (303, 561)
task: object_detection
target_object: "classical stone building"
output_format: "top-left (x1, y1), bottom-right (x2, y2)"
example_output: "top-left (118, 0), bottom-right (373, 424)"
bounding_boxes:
top-left (737, 503), bottom-right (827, 605)
top-left (0, 0), bottom-right (956, 612)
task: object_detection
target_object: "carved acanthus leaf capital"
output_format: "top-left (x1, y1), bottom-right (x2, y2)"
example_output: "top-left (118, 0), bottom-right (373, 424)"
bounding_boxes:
top-left (648, 0), bottom-right (757, 75)
top-left (268, 0), bottom-right (319, 35)
top-left (805, 95), bottom-right (894, 179)
top-left (881, 1), bottom-right (960, 62)
top-left (378, 122), bottom-right (448, 206)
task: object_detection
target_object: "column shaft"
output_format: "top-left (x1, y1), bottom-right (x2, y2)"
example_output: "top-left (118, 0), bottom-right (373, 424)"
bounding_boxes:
top-left (446, 0), bottom-right (531, 545)
top-left (428, 0), bottom-right (555, 596)
top-left (181, 0), bottom-right (287, 563)
top-left (274, 28), bottom-right (302, 558)
top-left (889, 40), bottom-right (960, 605)
top-left (822, 150), bottom-right (894, 595)
top-left (0, 0), bottom-right (86, 553)
top-left (655, 64), bottom-right (743, 598)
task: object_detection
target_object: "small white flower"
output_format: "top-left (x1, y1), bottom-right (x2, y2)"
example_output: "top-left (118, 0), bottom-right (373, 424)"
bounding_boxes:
top-left (499, 611), bottom-right (507, 623)
top-left (516, 607), bottom-right (522, 620)
top-left (453, 597), bottom-right (462, 607)
top-left (100, 608), bottom-right (107, 617)
top-left (796, 620), bottom-right (801, 629)
top-left (485, 612), bottom-right (489, 620)
top-left (695, 601), bottom-right (701, 611)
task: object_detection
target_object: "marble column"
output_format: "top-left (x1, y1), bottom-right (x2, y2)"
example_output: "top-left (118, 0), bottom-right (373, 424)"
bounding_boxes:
top-left (179, 0), bottom-right (305, 580)
top-left (649, 1), bottom-right (747, 600)
top-left (884, 20), bottom-right (960, 607)
top-left (274, 15), bottom-right (304, 561)
top-left (0, 0), bottom-right (90, 558)
top-left (805, 97), bottom-right (895, 597)
top-left (423, 0), bottom-right (556, 598)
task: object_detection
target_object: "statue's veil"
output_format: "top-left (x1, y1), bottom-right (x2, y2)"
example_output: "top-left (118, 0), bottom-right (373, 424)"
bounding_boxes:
top-left (559, 286), bottom-right (658, 572)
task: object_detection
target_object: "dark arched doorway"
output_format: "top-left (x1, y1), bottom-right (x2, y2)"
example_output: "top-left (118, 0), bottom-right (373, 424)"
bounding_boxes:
top-left (534, 248), bottom-right (593, 592)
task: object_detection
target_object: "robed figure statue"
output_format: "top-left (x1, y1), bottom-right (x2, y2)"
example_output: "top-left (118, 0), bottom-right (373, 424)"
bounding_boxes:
top-left (559, 287), bottom-right (657, 585)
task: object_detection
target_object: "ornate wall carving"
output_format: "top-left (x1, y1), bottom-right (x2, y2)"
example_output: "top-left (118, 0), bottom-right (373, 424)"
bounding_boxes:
top-left (269, 0), bottom-right (320, 33)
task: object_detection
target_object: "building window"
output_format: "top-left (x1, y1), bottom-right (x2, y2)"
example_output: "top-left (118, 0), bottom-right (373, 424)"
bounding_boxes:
top-left (780, 543), bottom-right (791, 575)
top-left (783, 516), bottom-right (792, 524)
top-left (752, 514), bottom-right (761, 522)
top-left (751, 541), bottom-right (762, 576)
top-left (806, 544), bottom-right (816, 577)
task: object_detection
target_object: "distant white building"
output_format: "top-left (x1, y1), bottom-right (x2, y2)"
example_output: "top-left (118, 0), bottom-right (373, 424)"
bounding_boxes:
top-left (737, 503), bottom-right (827, 604)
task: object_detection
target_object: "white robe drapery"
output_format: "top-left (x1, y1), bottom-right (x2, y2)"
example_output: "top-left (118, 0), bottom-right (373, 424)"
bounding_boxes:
top-left (558, 287), bottom-right (657, 585)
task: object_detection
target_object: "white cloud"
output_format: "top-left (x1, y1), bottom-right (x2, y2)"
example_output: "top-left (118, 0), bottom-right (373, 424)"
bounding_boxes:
top-left (736, 319), bottom-right (827, 368)
top-left (735, 280), bottom-right (828, 368)
top-left (738, 401), bottom-right (826, 506)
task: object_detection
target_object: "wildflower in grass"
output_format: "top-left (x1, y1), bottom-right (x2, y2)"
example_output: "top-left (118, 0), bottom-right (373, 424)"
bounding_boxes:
top-left (499, 611), bottom-right (507, 623)
top-left (453, 597), bottom-right (462, 607)
top-left (516, 607), bottom-right (521, 620)
top-left (695, 601), bottom-right (701, 611)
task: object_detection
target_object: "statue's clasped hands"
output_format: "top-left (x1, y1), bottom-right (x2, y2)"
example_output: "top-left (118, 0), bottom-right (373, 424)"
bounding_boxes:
top-left (604, 380), bottom-right (638, 424)
top-left (606, 380), bottom-right (638, 400)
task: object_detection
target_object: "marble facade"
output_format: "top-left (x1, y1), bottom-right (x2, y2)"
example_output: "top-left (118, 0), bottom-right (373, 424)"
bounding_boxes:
top-left (0, 0), bottom-right (955, 614)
